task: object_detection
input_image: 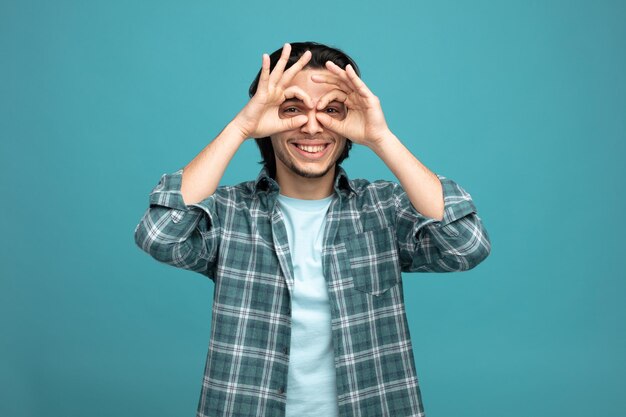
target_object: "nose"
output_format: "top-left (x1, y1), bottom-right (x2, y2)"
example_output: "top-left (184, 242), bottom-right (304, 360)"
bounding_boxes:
top-left (300, 108), bottom-right (323, 135)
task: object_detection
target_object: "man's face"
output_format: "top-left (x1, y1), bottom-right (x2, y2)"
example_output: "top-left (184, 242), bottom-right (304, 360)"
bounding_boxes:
top-left (271, 68), bottom-right (348, 180)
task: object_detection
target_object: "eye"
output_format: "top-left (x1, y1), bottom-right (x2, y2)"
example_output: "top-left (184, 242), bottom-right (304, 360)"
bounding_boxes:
top-left (283, 107), bottom-right (299, 113)
top-left (324, 107), bottom-right (345, 116)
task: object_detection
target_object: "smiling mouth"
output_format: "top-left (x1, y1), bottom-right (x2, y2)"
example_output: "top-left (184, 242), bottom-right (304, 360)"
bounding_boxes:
top-left (290, 142), bottom-right (332, 159)
top-left (295, 144), bottom-right (328, 153)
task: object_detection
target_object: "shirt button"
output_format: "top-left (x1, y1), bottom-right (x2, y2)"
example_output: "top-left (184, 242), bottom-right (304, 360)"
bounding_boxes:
top-left (283, 346), bottom-right (289, 355)
top-left (277, 387), bottom-right (285, 395)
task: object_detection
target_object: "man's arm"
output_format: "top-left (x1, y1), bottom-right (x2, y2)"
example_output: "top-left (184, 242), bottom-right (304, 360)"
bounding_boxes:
top-left (372, 132), bottom-right (491, 272)
top-left (312, 62), bottom-right (491, 271)
top-left (312, 62), bottom-right (442, 219)
top-left (132, 119), bottom-right (251, 278)
top-left (134, 44), bottom-right (315, 274)
top-left (180, 122), bottom-right (248, 205)
top-left (181, 45), bottom-right (315, 204)
top-left (369, 131), bottom-right (444, 220)
top-left (364, 125), bottom-right (492, 273)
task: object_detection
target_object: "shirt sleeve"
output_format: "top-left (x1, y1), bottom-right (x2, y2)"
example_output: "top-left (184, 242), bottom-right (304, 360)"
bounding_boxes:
top-left (394, 174), bottom-right (491, 272)
top-left (133, 168), bottom-right (220, 279)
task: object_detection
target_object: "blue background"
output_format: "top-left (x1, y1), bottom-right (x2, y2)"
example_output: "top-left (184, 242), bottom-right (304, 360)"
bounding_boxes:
top-left (2, 0), bottom-right (625, 416)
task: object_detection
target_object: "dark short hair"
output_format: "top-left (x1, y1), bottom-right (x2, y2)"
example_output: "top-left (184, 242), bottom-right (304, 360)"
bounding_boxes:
top-left (248, 41), bottom-right (360, 178)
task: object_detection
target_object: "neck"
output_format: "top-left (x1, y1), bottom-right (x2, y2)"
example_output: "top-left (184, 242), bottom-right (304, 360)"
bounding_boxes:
top-left (275, 165), bottom-right (337, 200)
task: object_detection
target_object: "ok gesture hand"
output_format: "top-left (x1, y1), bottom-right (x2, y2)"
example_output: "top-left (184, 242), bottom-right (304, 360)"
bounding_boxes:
top-left (234, 44), bottom-right (314, 139)
top-left (311, 62), bottom-right (391, 147)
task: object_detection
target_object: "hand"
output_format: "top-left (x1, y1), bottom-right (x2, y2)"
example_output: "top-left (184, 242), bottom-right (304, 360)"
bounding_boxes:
top-left (311, 62), bottom-right (391, 147)
top-left (233, 43), bottom-right (314, 139)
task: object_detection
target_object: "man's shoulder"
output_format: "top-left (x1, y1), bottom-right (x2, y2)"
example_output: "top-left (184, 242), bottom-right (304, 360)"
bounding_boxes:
top-left (213, 178), bottom-right (257, 199)
top-left (347, 177), bottom-right (400, 201)
top-left (349, 177), bottom-right (397, 189)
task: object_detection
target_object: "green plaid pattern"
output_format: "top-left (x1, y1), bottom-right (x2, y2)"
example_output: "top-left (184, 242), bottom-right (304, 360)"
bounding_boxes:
top-left (134, 166), bottom-right (491, 417)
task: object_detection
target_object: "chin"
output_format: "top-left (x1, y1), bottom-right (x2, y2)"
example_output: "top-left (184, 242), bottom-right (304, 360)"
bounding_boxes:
top-left (290, 163), bottom-right (334, 179)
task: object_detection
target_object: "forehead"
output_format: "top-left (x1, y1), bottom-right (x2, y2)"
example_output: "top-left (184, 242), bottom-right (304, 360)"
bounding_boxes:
top-left (284, 68), bottom-right (338, 102)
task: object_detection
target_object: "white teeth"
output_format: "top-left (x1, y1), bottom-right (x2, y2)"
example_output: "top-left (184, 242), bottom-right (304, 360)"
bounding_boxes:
top-left (296, 144), bottom-right (327, 153)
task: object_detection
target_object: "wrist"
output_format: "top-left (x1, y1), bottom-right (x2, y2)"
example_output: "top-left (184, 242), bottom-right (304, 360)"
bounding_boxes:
top-left (225, 118), bottom-right (252, 144)
top-left (228, 116), bottom-right (255, 142)
top-left (368, 129), bottom-right (397, 153)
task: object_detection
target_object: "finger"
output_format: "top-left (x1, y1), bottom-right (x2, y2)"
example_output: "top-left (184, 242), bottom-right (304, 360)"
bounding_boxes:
top-left (283, 85), bottom-right (314, 109)
top-left (310, 73), bottom-right (353, 94)
top-left (269, 43), bottom-right (292, 85)
top-left (258, 53), bottom-right (270, 91)
top-left (281, 114), bottom-right (308, 131)
top-left (316, 89), bottom-right (348, 111)
top-left (345, 63), bottom-right (374, 97)
top-left (278, 50), bottom-right (312, 88)
top-left (325, 61), bottom-right (372, 99)
top-left (324, 61), bottom-right (352, 86)
top-left (315, 112), bottom-right (342, 133)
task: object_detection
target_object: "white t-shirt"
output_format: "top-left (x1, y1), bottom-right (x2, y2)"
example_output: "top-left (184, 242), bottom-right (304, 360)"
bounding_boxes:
top-left (277, 193), bottom-right (339, 417)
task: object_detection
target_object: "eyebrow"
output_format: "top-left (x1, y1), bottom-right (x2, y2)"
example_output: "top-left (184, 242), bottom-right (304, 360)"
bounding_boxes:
top-left (282, 98), bottom-right (304, 105)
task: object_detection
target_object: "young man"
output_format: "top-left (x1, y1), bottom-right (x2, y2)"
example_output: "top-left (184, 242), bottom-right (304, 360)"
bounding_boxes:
top-left (134, 41), bottom-right (491, 417)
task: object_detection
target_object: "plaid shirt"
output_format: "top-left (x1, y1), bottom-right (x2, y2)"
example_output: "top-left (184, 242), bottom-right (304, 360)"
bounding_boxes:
top-left (134, 166), bottom-right (491, 417)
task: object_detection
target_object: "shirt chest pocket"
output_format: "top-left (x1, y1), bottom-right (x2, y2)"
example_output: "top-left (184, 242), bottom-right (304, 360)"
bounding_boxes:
top-left (344, 226), bottom-right (401, 296)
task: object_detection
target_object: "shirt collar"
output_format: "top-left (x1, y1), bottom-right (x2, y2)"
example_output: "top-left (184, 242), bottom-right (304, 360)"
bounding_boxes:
top-left (254, 165), bottom-right (355, 198)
